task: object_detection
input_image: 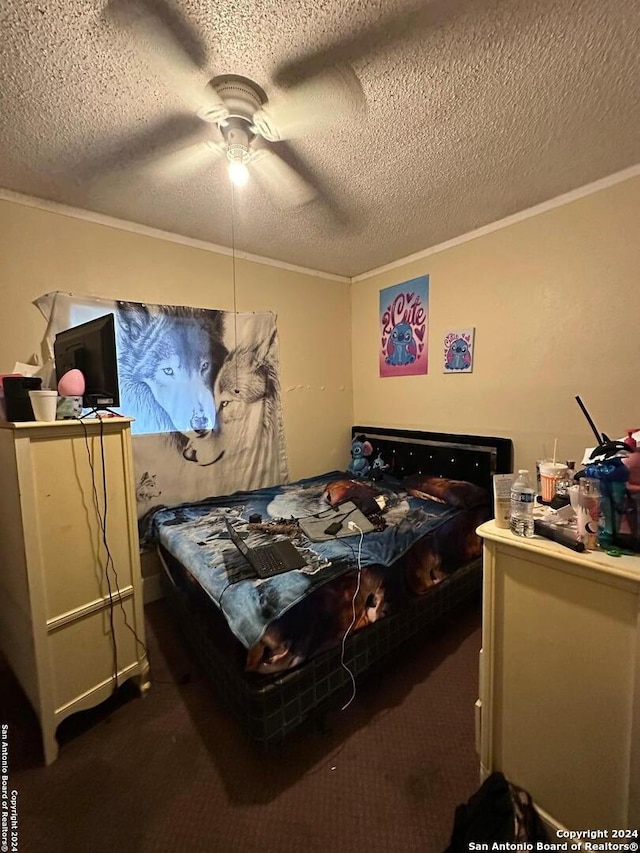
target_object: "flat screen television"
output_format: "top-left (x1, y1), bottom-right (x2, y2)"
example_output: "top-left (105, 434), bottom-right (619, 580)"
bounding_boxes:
top-left (54, 313), bottom-right (120, 410)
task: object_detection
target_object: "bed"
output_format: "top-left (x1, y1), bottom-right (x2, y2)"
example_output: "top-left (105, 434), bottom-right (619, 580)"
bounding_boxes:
top-left (152, 426), bottom-right (512, 747)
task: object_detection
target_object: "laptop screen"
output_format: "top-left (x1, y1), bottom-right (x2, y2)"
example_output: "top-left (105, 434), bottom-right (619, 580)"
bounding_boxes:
top-left (225, 517), bottom-right (250, 557)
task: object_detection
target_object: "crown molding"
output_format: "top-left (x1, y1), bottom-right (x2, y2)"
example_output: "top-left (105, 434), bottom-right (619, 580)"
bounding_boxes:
top-left (351, 163), bottom-right (640, 282)
top-left (2, 163), bottom-right (639, 285)
top-left (0, 188), bottom-right (350, 283)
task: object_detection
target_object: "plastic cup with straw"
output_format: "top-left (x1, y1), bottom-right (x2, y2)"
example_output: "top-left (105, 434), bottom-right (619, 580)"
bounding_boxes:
top-left (540, 439), bottom-right (566, 501)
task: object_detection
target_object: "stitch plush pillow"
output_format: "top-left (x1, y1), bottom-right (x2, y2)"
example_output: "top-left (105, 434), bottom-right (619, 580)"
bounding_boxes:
top-left (402, 474), bottom-right (489, 510)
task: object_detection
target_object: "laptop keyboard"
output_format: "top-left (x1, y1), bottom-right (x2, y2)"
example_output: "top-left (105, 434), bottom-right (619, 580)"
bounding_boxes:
top-left (253, 547), bottom-right (288, 577)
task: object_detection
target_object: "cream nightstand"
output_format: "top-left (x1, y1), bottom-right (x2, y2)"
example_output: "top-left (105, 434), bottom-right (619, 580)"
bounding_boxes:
top-left (0, 417), bottom-right (149, 764)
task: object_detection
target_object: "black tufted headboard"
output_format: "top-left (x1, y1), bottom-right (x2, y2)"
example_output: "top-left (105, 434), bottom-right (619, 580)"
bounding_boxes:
top-left (351, 425), bottom-right (513, 495)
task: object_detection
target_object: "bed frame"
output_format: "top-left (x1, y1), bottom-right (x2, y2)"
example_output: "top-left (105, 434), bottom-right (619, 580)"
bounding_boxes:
top-left (159, 426), bottom-right (513, 747)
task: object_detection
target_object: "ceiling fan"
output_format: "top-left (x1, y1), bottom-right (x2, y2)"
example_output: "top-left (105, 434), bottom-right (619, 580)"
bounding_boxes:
top-left (104, 0), bottom-right (366, 210)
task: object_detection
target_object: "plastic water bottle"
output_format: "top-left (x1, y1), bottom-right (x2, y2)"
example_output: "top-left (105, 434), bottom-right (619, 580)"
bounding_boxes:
top-left (510, 469), bottom-right (535, 537)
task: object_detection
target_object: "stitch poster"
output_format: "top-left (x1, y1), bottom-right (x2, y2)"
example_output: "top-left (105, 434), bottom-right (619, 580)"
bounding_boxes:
top-left (379, 275), bottom-right (429, 377)
top-left (443, 328), bottom-right (474, 373)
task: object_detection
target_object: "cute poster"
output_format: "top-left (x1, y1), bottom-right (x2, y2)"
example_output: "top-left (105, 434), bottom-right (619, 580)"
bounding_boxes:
top-left (379, 275), bottom-right (429, 377)
top-left (443, 328), bottom-right (475, 373)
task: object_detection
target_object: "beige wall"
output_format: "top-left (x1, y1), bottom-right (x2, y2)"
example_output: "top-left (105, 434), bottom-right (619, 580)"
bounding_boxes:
top-left (351, 176), bottom-right (640, 474)
top-left (0, 199), bottom-right (353, 478)
top-left (3, 175), bottom-right (639, 484)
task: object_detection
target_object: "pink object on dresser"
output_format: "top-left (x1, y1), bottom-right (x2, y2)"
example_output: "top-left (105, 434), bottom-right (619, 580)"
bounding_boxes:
top-left (57, 368), bottom-right (85, 397)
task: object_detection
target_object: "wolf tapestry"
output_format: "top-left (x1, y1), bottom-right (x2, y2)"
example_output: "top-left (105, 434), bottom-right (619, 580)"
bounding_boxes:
top-left (36, 292), bottom-right (289, 522)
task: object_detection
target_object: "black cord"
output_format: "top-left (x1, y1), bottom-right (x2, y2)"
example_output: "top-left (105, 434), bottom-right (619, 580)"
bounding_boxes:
top-left (95, 416), bottom-right (149, 661)
top-left (293, 500), bottom-right (357, 525)
top-left (78, 415), bottom-right (119, 694)
top-left (330, 505), bottom-right (360, 531)
top-left (77, 414), bottom-right (150, 696)
top-left (83, 406), bottom-right (119, 417)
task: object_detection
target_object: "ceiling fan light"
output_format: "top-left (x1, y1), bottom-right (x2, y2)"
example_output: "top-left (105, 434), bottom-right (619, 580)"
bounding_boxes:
top-left (229, 159), bottom-right (249, 186)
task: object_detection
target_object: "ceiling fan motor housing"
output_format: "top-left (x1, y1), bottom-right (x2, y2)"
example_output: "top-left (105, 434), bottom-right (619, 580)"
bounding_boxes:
top-left (209, 74), bottom-right (267, 121)
top-left (202, 75), bottom-right (268, 164)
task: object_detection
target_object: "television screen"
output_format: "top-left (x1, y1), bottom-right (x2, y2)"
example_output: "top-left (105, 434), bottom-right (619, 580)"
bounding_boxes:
top-left (54, 313), bottom-right (120, 410)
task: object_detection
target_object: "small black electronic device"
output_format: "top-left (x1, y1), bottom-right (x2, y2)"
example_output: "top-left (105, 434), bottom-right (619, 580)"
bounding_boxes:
top-left (2, 376), bottom-right (42, 422)
top-left (324, 520), bottom-right (344, 536)
top-left (224, 517), bottom-right (306, 577)
top-left (534, 519), bottom-right (586, 553)
top-left (54, 314), bottom-right (120, 411)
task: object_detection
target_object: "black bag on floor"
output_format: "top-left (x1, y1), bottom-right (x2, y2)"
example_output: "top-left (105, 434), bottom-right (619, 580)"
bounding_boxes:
top-left (444, 772), bottom-right (548, 852)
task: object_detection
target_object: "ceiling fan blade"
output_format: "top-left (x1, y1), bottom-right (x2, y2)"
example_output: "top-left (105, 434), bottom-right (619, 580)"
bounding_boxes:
top-left (139, 140), bottom-right (226, 181)
top-left (105, 0), bottom-right (227, 118)
top-left (252, 65), bottom-right (364, 142)
top-left (76, 114), bottom-right (211, 179)
top-left (87, 138), bottom-right (224, 208)
top-left (250, 149), bottom-right (317, 209)
top-left (84, 137), bottom-right (226, 209)
top-left (273, 0), bottom-right (451, 88)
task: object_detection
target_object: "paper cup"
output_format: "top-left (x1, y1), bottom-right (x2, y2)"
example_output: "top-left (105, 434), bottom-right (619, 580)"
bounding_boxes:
top-left (28, 390), bottom-right (59, 422)
top-left (539, 462), bottom-right (568, 502)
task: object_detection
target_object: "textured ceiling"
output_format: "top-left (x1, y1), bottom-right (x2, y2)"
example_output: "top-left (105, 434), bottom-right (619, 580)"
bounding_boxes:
top-left (1, 0), bottom-right (639, 277)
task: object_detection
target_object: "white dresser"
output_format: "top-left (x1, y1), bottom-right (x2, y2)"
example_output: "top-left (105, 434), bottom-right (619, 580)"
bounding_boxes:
top-left (477, 519), bottom-right (640, 831)
top-left (0, 418), bottom-right (149, 764)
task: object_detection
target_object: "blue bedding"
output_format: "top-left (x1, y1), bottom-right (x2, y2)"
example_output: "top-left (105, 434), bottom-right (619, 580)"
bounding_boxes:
top-left (148, 472), bottom-right (459, 649)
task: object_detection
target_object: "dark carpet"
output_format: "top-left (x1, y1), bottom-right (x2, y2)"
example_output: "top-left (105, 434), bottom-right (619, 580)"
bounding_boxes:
top-left (1, 598), bottom-right (483, 853)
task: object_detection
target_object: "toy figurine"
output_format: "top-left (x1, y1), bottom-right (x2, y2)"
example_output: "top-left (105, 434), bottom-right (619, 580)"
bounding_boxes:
top-left (370, 452), bottom-right (389, 481)
top-left (347, 435), bottom-right (373, 479)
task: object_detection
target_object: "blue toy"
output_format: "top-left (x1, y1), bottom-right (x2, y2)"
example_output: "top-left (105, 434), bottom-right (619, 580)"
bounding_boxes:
top-left (348, 435), bottom-right (373, 478)
top-left (370, 452), bottom-right (389, 481)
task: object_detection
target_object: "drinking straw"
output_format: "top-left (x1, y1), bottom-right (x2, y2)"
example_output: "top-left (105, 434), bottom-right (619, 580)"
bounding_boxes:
top-left (575, 395), bottom-right (604, 444)
top-left (552, 439), bottom-right (557, 465)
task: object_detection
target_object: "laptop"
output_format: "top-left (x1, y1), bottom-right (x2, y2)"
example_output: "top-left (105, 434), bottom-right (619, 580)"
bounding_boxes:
top-left (224, 517), bottom-right (307, 578)
top-left (298, 501), bottom-right (375, 542)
